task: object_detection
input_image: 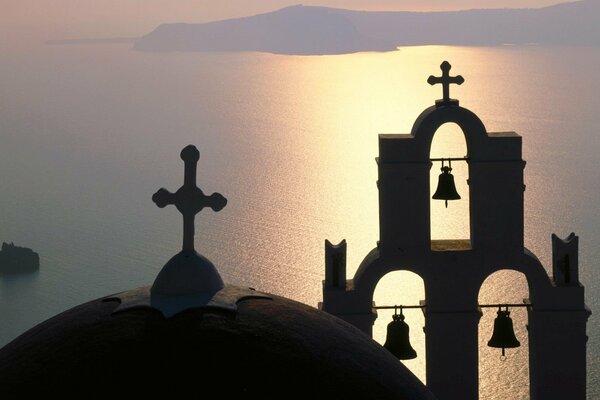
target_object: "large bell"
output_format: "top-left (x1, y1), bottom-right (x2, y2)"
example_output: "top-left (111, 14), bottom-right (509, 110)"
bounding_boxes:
top-left (432, 164), bottom-right (461, 208)
top-left (383, 312), bottom-right (417, 360)
top-left (487, 308), bottom-right (520, 357)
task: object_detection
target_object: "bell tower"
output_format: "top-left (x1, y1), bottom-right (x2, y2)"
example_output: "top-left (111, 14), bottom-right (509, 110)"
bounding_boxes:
top-left (320, 62), bottom-right (590, 400)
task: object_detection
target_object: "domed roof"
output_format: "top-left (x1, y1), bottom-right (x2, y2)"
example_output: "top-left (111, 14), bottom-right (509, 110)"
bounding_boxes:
top-left (0, 145), bottom-right (435, 399)
top-left (0, 286), bottom-right (434, 399)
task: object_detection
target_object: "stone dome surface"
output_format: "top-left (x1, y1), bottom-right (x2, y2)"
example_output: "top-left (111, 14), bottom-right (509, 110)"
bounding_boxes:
top-left (0, 145), bottom-right (437, 399)
top-left (0, 285), bottom-right (435, 399)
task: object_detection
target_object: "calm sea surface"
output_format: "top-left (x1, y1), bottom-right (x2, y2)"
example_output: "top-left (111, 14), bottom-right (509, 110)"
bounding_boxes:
top-left (0, 43), bottom-right (598, 399)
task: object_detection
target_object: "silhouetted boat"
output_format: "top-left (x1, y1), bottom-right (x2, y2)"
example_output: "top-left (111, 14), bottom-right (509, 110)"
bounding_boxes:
top-left (0, 242), bottom-right (39, 274)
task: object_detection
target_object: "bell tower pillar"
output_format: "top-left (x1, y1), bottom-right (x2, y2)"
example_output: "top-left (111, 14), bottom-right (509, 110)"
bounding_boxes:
top-left (425, 310), bottom-right (481, 400)
top-left (528, 233), bottom-right (590, 399)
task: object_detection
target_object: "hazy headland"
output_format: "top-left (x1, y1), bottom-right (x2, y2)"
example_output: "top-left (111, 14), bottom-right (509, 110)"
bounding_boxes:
top-left (134, 1), bottom-right (600, 55)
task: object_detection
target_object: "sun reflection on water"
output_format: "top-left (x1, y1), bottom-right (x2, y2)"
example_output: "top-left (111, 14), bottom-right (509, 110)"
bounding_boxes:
top-left (277, 47), bottom-right (538, 399)
top-left (223, 47), bottom-right (548, 400)
top-left (1, 42), bottom-right (598, 400)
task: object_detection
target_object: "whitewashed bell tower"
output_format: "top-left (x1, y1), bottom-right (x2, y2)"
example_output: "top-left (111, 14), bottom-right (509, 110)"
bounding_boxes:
top-left (320, 62), bottom-right (590, 400)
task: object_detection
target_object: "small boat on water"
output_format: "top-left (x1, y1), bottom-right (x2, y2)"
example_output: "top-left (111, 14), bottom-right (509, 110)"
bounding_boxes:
top-left (0, 242), bottom-right (39, 274)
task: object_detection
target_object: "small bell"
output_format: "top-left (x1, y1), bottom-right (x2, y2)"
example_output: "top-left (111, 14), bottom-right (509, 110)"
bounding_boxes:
top-left (383, 308), bottom-right (417, 360)
top-left (432, 160), bottom-right (461, 208)
top-left (487, 307), bottom-right (520, 358)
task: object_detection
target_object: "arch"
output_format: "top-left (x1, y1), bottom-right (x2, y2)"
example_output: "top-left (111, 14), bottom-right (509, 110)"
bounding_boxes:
top-left (352, 249), bottom-right (428, 309)
top-left (373, 270), bottom-right (426, 383)
top-left (429, 122), bottom-right (470, 240)
top-left (410, 105), bottom-right (489, 162)
top-left (478, 269), bottom-right (530, 400)
top-left (477, 268), bottom-right (530, 307)
top-left (520, 248), bottom-right (555, 298)
top-left (473, 251), bottom-right (554, 308)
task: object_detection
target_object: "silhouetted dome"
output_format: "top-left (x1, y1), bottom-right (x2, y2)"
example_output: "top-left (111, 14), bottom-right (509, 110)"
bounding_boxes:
top-left (0, 145), bottom-right (436, 399)
top-left (0, 286), bottom-right (434, 399)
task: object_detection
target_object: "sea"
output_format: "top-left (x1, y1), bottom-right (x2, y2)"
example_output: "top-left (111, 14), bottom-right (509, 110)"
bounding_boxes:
top-left (0, 42), bottom-right (598, 399)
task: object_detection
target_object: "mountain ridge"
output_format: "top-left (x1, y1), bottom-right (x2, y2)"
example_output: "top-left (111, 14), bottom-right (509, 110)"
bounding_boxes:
top-left (134, 1), bottom-right (600, 55)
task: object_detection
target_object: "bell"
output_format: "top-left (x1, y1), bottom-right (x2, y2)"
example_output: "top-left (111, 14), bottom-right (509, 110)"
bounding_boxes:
top-left (432, 163), bottom-right (461, 208)
top-left (487, 308), bottom-right (520, 357)
top-left (383, 311), bottom-right (417, 360)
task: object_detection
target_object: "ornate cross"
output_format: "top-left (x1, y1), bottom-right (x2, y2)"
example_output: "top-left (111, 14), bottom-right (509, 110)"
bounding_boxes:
top-left (153, 145), bottom-right (227, 252)
top-left (427, 61), bottom-right (464, 106)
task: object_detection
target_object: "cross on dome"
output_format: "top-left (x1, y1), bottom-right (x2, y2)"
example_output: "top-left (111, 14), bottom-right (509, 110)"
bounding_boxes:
top-left (152, 145), bottom-right (227, 252)
top-left (427, 61), bottom-right (465, 106)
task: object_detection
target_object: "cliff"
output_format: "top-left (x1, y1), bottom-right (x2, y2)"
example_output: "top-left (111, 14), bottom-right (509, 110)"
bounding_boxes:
top-left (134, 1), bottom-right (600, 55)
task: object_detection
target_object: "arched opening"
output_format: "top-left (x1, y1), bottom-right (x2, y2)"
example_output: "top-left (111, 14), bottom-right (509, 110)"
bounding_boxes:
top-left (429, 122), bottom-right (470, 241)
top-left (373, 270), bottom-right (426, 383)
top-left (478, 269), bottom-right (530, 400)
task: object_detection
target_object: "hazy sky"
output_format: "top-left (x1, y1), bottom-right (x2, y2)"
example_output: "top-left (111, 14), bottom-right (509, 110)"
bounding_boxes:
top-left (1, 0), bottom-right (574, 42)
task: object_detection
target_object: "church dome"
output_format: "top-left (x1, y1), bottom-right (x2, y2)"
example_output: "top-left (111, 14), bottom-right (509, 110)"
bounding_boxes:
top-left (0, 286), bottom-right (434, 399)
top-left (0, 145), bottom-right (435, 399)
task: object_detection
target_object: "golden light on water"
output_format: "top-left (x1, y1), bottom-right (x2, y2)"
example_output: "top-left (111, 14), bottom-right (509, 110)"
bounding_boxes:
top-left (2, 40), bottom-right (596, 400)
top-left (267, 46), bottom-right (534, 397)
top-left (111, 46), bottom-right (555, 399)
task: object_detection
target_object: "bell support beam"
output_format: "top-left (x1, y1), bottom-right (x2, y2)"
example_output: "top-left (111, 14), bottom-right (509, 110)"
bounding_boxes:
top-left (430, 157), bottom-right (468, 162)
top-left (478, 303), bottom-right (530, 308)
top-left (373, 305), bottom-right (425, 310)
top-left (373, 303), bottom-right (530, 310)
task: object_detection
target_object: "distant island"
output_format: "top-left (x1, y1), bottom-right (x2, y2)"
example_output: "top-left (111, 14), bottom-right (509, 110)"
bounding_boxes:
top-left (133, 1), bottom-right (600, 55)
top-left (47, 37), bottom-right (137, 46)
top-left (0, 242), bottom-right (39, 274)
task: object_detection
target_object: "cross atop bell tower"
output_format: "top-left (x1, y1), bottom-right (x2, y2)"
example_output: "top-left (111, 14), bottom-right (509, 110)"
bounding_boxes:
top-left (427, 61), bottom-right (464, 106)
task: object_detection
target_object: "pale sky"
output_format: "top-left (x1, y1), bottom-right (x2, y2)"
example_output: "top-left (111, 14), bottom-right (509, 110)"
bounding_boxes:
top-left (0, 0), bottom-right (575, 42)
